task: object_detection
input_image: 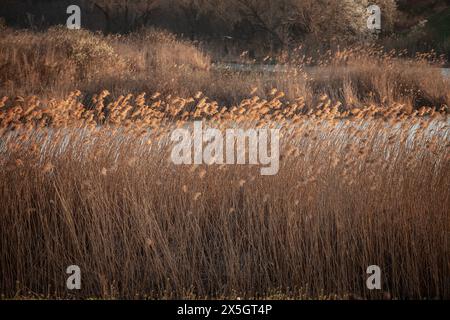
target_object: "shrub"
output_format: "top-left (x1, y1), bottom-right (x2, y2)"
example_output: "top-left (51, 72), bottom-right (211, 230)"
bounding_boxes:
top-left (0, 27), bottom-right (126, 96)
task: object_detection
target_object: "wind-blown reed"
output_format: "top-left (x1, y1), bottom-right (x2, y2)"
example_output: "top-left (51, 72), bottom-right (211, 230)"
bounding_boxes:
top-left (1, 91), bottom-right (448, 299)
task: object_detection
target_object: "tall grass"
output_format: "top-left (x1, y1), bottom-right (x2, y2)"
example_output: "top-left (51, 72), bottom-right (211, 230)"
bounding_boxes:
top-left (1, 28), bottom-right (449, 108)
top-left (1, 91), bottom-right (449, 299)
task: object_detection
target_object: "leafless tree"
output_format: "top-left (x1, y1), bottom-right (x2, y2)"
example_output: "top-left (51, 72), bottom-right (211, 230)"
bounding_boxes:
top-left (84, 0), bottom-right (160, 32)
top-left (177, 0), bottom-right (398, 46)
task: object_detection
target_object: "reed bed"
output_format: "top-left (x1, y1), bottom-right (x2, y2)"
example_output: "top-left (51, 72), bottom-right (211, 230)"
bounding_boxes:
top-left (0, 91), bottom-right (449, 299)
top-left (1, 28), bottom-right (449, 109)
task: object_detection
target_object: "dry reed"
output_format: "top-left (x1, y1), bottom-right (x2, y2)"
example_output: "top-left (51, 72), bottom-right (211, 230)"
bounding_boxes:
top-left (0, 90), bottom-right (448, 299)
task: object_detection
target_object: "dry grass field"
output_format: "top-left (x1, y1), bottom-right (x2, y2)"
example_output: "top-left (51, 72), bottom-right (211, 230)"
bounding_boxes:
top-left (0, 26), bottom-right (449, 300)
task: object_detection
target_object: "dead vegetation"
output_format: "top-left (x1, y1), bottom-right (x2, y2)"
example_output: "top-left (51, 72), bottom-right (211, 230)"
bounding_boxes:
top-left (0, 90), bottom-right (448, 299)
